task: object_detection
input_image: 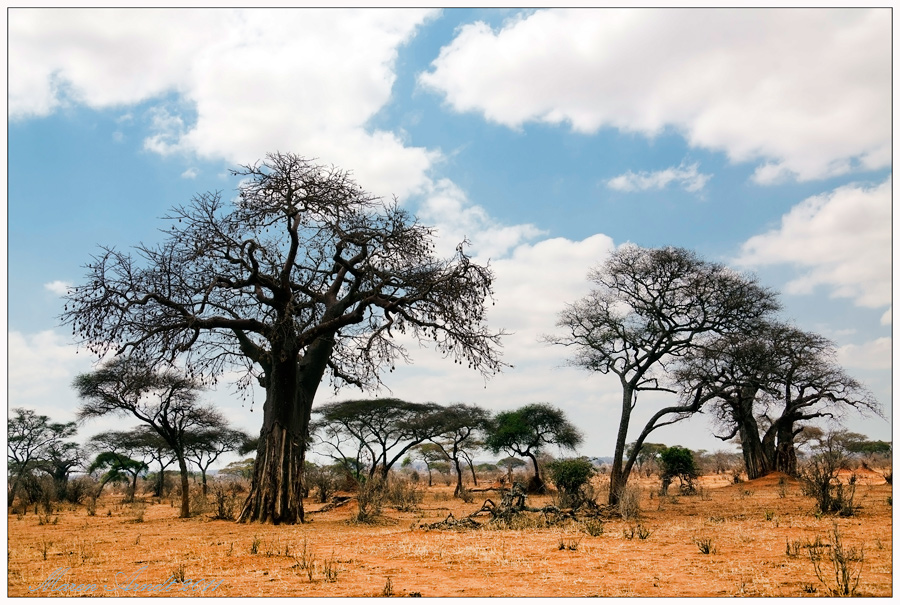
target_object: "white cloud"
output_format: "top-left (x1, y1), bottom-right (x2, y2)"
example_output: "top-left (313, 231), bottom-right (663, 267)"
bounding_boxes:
top-left (417, 179), bottom-right (544, 260)
top-left (8, 8), bottom-right (439, 200)
top-left (8, 330), bottom-right (84, 406)
top-left (837, 337), bottom-right (891, 371)
top-left (736, 178), bottom-right (891, 309)
top-left (880, 308), bottom-right (891, 326)
top-left (606, 162), bottom-right (710, 193)
top-left (420, 8), bottom-right (890, 183)
top-left (181, 168), bottom-right (199, 179)
top-left (43, 280), bottom-right (72, 296)
top-left (319, 232), bottom-right (622, 456)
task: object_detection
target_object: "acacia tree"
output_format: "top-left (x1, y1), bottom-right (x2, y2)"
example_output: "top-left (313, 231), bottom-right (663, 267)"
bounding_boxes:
top-left (312, 398), bottom-right (447, 480)
top-left (427, 403), bottom-right (490, 496)
top-left (62, 153), bottom-right (504, 524)
top-left (185, 423), bottom-right (251, 496)
top-left (87, 430), bottom-right (152, 500)
top-left (409, 443), bottom-right (451, 486)
top-left (74, 357), bottom-right (219, 518)
top-left (7, 408), bottom-right (78, 506)
top-left (549, 245), bottom-right (779, 505)
top-left (484, 403), bottom-right (582, 493)
top-left (128, 427), bottom-right (178, 498)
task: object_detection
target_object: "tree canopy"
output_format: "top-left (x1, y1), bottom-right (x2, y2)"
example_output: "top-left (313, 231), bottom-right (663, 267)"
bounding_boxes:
top-left (484, 403), bottom-right (582, 492)
top-left (549, 245), bottom-right (779, 504)
top-left (62, 152), bottom-right (505, 524)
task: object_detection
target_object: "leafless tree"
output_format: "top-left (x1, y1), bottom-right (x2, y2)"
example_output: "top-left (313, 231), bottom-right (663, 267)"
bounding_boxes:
top-left (548, 245), bottom-right (779, 505)
top-left (62, 153), bottom-right (505, 523)
top-left (679, 322), bottom-right (880, 477)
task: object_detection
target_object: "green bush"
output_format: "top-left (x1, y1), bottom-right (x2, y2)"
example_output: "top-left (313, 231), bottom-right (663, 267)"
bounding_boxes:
top-left (659, 446), bottom-right (698, 495)
top-left (547, 457), bottom-right (595, 506)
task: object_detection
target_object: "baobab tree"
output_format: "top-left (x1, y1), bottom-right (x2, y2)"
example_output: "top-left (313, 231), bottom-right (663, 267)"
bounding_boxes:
top-left (677, 321), bottom-right (880, 478)
top-left (62, 153), bottom-right (504, 524)
top-left (549, 245), bottom-right (779, 505)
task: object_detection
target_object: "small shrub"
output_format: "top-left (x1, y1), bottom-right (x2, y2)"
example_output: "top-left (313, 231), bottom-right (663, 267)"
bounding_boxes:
top-left (785, 538), bottom-right (803, 558)
top-left (355, 479), bottom-right (386, 523)
top-left (636, 524), bottom-right (652, 540)
top-left (307, 464), bottom-right (341, 504)
top-left (617, 484), bottom-right (641, 521)
top-left (86, 497), bottom-right (97, 517)
top-left (210, 482), bottom-right (241, 520)
top-left (382, 576), bottom-right (394, 597)
top-left (322, 552), bottom-right (338, 582)
top-left (694, 537), bottom-right (716, 554)
top-left (189, 487), bottom-right (208, 517)
top-left (580, 518), bottom-right (605, 537)
top-left (172, 564), bottom-right (186, 583)
top-left (807, 523), bottom-right (864, 596)
top-left (250, 536), bottom-right (262, 555)
top-left (39, 540), bottom-right (52, 561)
top-left (547, 457), bottom-right (596, 507)
top-left (384, 479), bottom-right (422, 512)
top-left (128, 502), bottom-right (146, 523)
top-left (659, 446), bottom-right (699, 495)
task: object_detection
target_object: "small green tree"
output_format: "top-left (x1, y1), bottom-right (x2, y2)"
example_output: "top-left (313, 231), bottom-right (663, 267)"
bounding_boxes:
top-left (659, 446), bottom-right (698, 495)
top-left (88, 452), bottom-right (148, 500)
top-left (485, 403), bottom-right (582, 493)
top-left (547, 457), bottom-right (596, 507)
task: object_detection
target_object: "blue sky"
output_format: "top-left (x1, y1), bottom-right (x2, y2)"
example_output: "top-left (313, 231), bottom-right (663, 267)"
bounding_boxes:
top-left (7, 8), bottom-right (892, 461)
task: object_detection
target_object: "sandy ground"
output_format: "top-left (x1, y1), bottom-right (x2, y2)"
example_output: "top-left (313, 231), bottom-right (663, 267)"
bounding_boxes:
top-left (7, 470), bottom-right (892, 597)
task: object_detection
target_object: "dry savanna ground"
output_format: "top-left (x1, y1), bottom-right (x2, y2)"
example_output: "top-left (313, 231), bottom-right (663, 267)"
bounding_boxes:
top-left (7, 470), bottom-right (892, 597)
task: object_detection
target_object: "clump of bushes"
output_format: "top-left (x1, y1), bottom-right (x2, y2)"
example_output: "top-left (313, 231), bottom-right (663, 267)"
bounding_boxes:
top-left (659, 446), bottom-right (698, 495)
top-left (547, 457), bottom-right (596, 508)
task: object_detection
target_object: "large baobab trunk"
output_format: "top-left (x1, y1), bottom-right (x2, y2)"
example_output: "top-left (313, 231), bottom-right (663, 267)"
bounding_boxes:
top-left (773, 421), bottom-right (798, 476)
top-left (239, 337), bottom-right (332, 524)
top-left (739, 422), bottom-right (771, 480)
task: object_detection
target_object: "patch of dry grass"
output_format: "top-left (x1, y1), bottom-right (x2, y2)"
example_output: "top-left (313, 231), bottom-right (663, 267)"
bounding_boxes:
top-left (7, 471), bottom-right (892, 597)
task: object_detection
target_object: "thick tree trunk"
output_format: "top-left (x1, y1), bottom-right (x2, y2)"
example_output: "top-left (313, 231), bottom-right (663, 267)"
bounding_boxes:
top-left (200, 468), bottom-right (208, 497)
top-left (608, 384), bottom-right (634, 507)
top-left (239, 336), bottom-right (333, 524)
top-left (467, 458), bottom-right (478, 486)
top-left (177, 455), bottom-right (190, 518)
top-left (774, 421), bottom-right (798, 476)
top-left (739, 421), bottom-right (770, 480)
top-left (525, 452), bottom-right (545, 493)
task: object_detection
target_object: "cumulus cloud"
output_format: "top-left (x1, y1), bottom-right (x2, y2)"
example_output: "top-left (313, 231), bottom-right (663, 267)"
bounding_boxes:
top-left (836, 337), bottom-right (891, 371)
top-left (43, 280), bottom-right (72, 296)
top-left (606, 162), bottom-right (711, 193)
top-left (420, 8), bottom-right (890, 183)
top-left (8, 8), bottom-right (438, 199)
top-left (319, 233), bottom-right (621, 455)
top-left (417, 179), bottom-right (544, 260)
top-left (8, 330), bottom-right (84, 404)
top-left (181, 168), bottom-right (199, 179)
top-left (736, 178), bottom-right (890, 309)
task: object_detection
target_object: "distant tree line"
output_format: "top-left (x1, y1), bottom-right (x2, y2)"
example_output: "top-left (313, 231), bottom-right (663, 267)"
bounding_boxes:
top-left (8, 360), bottom-right (250, 515)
